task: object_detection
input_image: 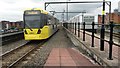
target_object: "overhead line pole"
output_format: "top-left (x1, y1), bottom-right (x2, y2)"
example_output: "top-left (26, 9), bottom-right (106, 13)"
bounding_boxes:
top-left (66, 0), bottom-right (68, 21)
top-left (100, 0), bottom-right (105, 51)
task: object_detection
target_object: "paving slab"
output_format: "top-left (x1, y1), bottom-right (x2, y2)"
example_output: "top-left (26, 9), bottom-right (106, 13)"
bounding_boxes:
top-left (44, 48), bottom-right (97, 67)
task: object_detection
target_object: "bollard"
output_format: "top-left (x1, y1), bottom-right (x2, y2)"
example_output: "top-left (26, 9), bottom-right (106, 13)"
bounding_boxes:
top-left (83, 22), bottom-right (85, 41)
top-left (70, 23), bottom-right (72, 32)
top-left (91, 22), bottom-right (95, 47)
top-left (108, 22), bottom-right (114, 60)
top-left (73, 23), bottom-right (74, 33)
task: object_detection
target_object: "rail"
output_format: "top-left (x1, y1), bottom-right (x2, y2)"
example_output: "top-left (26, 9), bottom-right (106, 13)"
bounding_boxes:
top-left (9, 40), bottom-right (46, 67)
top-left (1, 40), bottom-right (46, 68)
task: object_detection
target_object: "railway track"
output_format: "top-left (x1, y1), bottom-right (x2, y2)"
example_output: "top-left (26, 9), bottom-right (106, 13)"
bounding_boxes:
top-left (105, 30), bottom-right (120, 43)
top-left (97, 30), bottom-right (120, 43)
top-left (1, 40), bottom-right (47, 68)
top-left (105, 30), bottom-right (120, 37)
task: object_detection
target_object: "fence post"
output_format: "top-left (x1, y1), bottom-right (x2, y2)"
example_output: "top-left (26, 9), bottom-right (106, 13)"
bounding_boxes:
top-left (68, 23), bottom-right (69, 30)
top-left (78, 22), bottom-right (80, 37)
top-left (119, 32), bottom-right (120, 43)
top-left (68, 23), bottom-right (70, 31)
top-left (100, 24), bottom-right (105, 51)
top-left (66, 23), bottom-right (68, 29)
top-left (73, 23), bottom-right (74, 33)
top-left (75, 22), bottom-right (76, 35)
top-left (69, 23), bottom-right (70, 30)
top-left (63, 23), bottom-right (65, 28)
top-left (108, 22), bottom-right (114, 60)
top-left (83, 22), bottom-right (85, 41)
top-left (64, 23), bottom-right (66, 28)
top-left (79, 22), bottom-right (81, 37)
top-left (70, 23), bottom-right (72, 32)
top-left (91, 22), bottom-right (95, 47)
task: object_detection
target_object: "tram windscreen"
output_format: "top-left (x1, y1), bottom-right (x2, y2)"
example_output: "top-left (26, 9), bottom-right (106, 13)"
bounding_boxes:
top-left (24, 15), bottom-right (40, 28)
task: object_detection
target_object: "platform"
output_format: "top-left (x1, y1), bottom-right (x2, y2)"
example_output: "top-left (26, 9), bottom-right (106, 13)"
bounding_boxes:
top-left (44, 48), bottom-right (98, 67)
top-left (0, 31), bottom-right (23, 38)
top-left (65, 27), bottom-right (119, 67)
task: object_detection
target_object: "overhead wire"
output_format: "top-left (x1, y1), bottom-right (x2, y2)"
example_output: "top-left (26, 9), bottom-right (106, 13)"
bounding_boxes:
top-left (42, 0), bottom-right (60, 17)
top-left (42, 0), bottom-right (55, 11)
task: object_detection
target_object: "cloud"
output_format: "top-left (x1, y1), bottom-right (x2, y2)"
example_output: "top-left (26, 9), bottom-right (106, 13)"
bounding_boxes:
top-left (0, 0), bottom-right (119, 21)
top-left (0, 0), bottom-right (44, 21)
top-left (1, 0), bottom-right (17, 4)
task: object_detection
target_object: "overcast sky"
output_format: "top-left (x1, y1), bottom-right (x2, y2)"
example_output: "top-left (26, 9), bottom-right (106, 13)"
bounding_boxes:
top-left (0, 0), bottom-right (119, 22)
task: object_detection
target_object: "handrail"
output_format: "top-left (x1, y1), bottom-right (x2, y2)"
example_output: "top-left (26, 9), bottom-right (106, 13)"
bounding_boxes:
top-left (63, 21), bottom-right (120, 60)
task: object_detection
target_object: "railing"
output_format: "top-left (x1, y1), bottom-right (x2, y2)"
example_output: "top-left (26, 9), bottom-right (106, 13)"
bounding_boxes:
top-left (63, 22), bottom-right (120, 60)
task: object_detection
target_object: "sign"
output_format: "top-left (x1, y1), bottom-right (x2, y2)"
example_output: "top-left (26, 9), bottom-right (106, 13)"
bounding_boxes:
top-left (83, 16), bottom-right (94, 23)
top-left (25, 11), bottom-right (40, 15)
top-left (83, 16), bottom-right (95, 29)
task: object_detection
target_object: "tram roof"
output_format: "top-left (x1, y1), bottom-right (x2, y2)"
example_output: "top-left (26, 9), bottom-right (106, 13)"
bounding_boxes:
top-left (25, 8), bottom-right (48, 14)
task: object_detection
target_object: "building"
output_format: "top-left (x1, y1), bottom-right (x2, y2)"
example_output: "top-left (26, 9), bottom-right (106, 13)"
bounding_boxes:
top-left (107, 13), bottom-right (120, 24)
top-left (98, 13), bottom-right (120, 24)
top-left (1, 21), bottom-right (10, 30)
top-left (98, 1), bottom-right (120, 24)
top-left (98, 15), bottom-right (102, 24)
top-left (0, 21), bottom-right (24, 30)
top-left (0, 22), bottom-right (2, 30)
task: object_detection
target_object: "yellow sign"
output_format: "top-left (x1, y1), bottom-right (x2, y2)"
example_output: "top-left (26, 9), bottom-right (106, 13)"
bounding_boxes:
top-left (102, 10), bottom-right (105, 15)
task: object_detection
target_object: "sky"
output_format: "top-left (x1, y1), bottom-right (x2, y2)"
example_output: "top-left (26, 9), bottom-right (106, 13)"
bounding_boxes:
top-left (0, 0), bottom-right (119, 22)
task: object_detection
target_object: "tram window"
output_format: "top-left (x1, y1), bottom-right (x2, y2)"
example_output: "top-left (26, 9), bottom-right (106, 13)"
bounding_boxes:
top-left (25, 15), bottom-right (40, 28)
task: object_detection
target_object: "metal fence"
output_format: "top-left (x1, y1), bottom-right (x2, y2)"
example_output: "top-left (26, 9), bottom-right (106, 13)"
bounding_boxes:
top-left (63, 22), bottom-right (120, 60)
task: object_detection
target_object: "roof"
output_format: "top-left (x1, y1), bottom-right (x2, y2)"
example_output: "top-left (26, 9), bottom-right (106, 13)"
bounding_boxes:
top-left (25, 8), bottom-right (48, 14)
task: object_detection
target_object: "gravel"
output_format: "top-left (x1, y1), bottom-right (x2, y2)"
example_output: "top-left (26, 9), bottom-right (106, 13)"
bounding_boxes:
top-left (2, 45), bottom-right (35, 67)
top-left (18, 27), bottom-right (75, 67)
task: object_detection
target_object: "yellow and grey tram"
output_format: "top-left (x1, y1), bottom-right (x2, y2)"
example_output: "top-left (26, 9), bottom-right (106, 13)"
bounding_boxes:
top-left (23, 8), bottom-right (58, 40)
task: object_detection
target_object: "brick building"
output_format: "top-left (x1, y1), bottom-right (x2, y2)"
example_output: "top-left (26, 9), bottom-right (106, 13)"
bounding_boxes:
top-left (0, 21), bottom-right (23, 30)
top-left (98, 1), bottom-right (120, 24)
top-left (98, 12), bottom-right (120, 24)
top-left (98, 15), bottom-right (102, 24)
